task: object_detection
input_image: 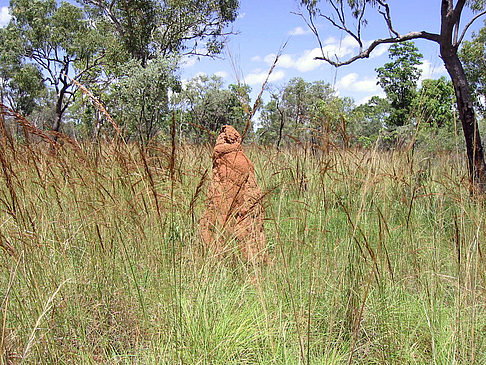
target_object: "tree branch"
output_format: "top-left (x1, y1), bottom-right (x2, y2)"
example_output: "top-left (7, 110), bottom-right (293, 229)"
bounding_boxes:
top-left (454, 0), bottom-right (467, 20)
top-left (375, 0), bottom-right (399, 37)
top-left (456, 9), bottom-right (486, 46)
top-left (314, 31), bottom-right (441, 67)
top-left (292, 11), bottom-right (328, 57)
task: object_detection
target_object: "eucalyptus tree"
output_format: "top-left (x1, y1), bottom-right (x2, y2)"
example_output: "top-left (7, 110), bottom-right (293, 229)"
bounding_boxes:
top-left (5, 0), bottom-right (105, 133)
top-left (78, 0), bottom-right (240, 66)
top-left (376, 41), bottom-right (423, 127)
top-left (299, 0), bottom-right (486, 191)
top-left (109, 57), bottom-right (178, 143)
top-left (0, 25), bottom-right (45, 117)
top-left (76, 0), bottom-right (240, 142)
top-left (258, 77), bottom-right (347, 147)
top-left (175, 74), bottom-right (249, 142)
top-left (351, 96), bottom-right (389, 147)
top-left (413, 77), bottom-right (456, 129)
top-left (460, 20), bottom-right (486, 118)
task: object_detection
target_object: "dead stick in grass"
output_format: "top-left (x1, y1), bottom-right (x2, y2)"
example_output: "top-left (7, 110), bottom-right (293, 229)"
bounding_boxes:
top-left (240, 42), bottom-right (288, 142)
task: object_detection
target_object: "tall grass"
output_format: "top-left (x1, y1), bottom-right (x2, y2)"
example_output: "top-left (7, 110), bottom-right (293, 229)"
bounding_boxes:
top-left (0, 134), bottom-right (485, 364)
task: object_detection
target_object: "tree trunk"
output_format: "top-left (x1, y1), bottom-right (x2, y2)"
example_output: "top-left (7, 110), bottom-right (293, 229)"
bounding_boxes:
top-left (52, 109), bottom-right (62, 134)
top-left (441, 48), bottom-right (486, 192)
top-left (52, 87), bottom-right (67, 135)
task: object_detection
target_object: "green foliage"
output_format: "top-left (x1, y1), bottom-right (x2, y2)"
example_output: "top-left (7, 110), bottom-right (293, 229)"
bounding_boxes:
top-left (174, 74), bottom-right (250, 142)
top-left (468, 0), bottom-right (486, 11)
top-left (70, 0), bottom-right (241, 141)
top-left (460, 21), bottom-right (486, 118)
top-left (413, 77), bottom-right (455, 129)
top-left (0, 0), bottom-right (241, 140)
top-left (5, 0), bottom-right (105, 131)
top-left (376, 41), bottom-right (423, 127)
top-left (351, 96), bottom-right (390, 147)
top-left (109, 57), bottom-right (179, 142)
top-left (258, 77), bottom-right (338, 146)
top-left (80, 0), bottom-right (240, 66)
top-left (413, 77), bottom-right (459, 152)
top-left (0, 25), bottom-right (45, 116)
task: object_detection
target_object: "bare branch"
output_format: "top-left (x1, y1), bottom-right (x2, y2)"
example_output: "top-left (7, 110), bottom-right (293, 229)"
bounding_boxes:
top-left (322, 13), bottom-right (362, 47)
top-left (321, 1), bottom-right (363, 48)
top-left (81, 0), bottom-right (126, 38)
top-left (314, 31), bottom-right (441, 67)
top-left (454, 0), bottom-right (467, 19)
top-left (452, 0), bottom-right (467, 45)
top-left (456, 10), bottom-right (486, 46)
top-left (292, 11), bottom-right (328, 59)
top-left (356, 1), bottom-right (367, 42)
top-left (375, 0), bottom-right (399, 37)
top-left (241, 42), bottom-right (288, 142)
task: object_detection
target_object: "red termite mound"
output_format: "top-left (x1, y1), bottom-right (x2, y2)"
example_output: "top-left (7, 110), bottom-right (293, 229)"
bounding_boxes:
top-left (200, 125), bottom-right (267, 263)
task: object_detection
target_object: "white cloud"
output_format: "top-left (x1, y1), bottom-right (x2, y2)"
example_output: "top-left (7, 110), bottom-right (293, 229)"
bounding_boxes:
top-left (237, 12), bottom-right (246, 19)
top-left (263, 53), bottom-right (295, 68)
top-left (244, 70), bottom-right (285, 85)
top-left (251, 55), bottom-right (262, 62)
top-left (277, 54), bottom-right (296, 68)
top-left (356, 93), bottom-right (385, 105)
top-left (336, 73), bottom-right (381, 94)
top-left (318, 35), bottom-right (357, 60)
top-left (418, 59), bottom-right (447, 81)
top-left (357, 95), bottom-right (373, 105)
top-left (370, 44), bottom-right (390, 59)
top-left (260, 35), bottom-right (359, 73)
top-left (323, 36), bottom-right (388, 60)
top-left (180, 56), bottom-right (197, 68)
top-left (262, 48), bottom-right (324, 72)
top-left (214, 71), bottom-right (229, 79)
top-left (0, 7), bottom-right (11, 27)
top-left (288, 26), bottom-right (311, 36)
top-left (263, 53), bottom-right (276, 64)
top-left (294, 48), bottom-right (328, 72)
top-left (180, 72), bottom-right (207, 89)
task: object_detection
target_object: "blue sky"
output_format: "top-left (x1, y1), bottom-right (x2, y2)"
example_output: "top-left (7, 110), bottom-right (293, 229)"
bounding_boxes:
top-left (0, 1), bottom-right (484, 106)
top-left (179, 0), bottom-right (484, 106)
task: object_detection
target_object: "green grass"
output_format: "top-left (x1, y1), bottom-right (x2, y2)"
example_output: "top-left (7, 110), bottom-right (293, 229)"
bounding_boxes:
top-left (0, 140), bottom-right (485, 364)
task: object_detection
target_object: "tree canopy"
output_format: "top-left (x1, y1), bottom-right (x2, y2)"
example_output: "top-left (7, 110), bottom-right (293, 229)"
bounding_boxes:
top-left (0, 0), bottom-right (240, 139)
top-left (299, 0), bottom-right (486, 191)
top-left (376, 42), bottom-right (423, 127)
top-left (460, 20), bottom-right (486, 118)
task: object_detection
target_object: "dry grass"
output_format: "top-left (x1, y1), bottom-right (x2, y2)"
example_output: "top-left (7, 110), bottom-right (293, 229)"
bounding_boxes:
top-left (0, 129), bottom-right (484, 363)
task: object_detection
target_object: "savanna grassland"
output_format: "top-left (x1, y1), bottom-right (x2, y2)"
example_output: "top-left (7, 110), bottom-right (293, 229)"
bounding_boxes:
top-left (0, 135), bottom-right (486, 364)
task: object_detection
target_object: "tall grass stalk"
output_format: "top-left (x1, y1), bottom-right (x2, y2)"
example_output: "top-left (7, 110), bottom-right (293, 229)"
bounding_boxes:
top-left (0, 126), bottom-right (484, 363)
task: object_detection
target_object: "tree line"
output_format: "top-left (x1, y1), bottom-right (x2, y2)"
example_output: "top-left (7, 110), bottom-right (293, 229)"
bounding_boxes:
top-left (0, 0), bottom-right (239, 143)
top-left (0, 1), bottom-right (485, 160)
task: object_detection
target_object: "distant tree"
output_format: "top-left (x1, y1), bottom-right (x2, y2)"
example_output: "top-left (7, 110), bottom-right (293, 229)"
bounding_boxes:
top-left (258, 89), bottom-right (285, 148)
top-left (4, 0), bottom-right (105, 133)
top-left (79, 0), bottom-right (240, 67)
top-left (176, 74), bottom-right (250, 142)
top-left (299, 0), bottom-right (486, 192)
top-left (376, 42), bottom-right (423, 127)
top-left (0, 24), bottom-right (45, 116)
top-left (109, 57), bottom-right (179, 143)
top-left (258, 77), bottom-right (344, 147)
top-left (460, 20), bottom-right (486, 118)
top-left (76, 0), bottom-right (240, 142)
top-left (351, 96), bottom-right (390, 147)
top-left (413, 77), bottom-right (456, 128)
top-left (413, 77), bottom-right (458, 151)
